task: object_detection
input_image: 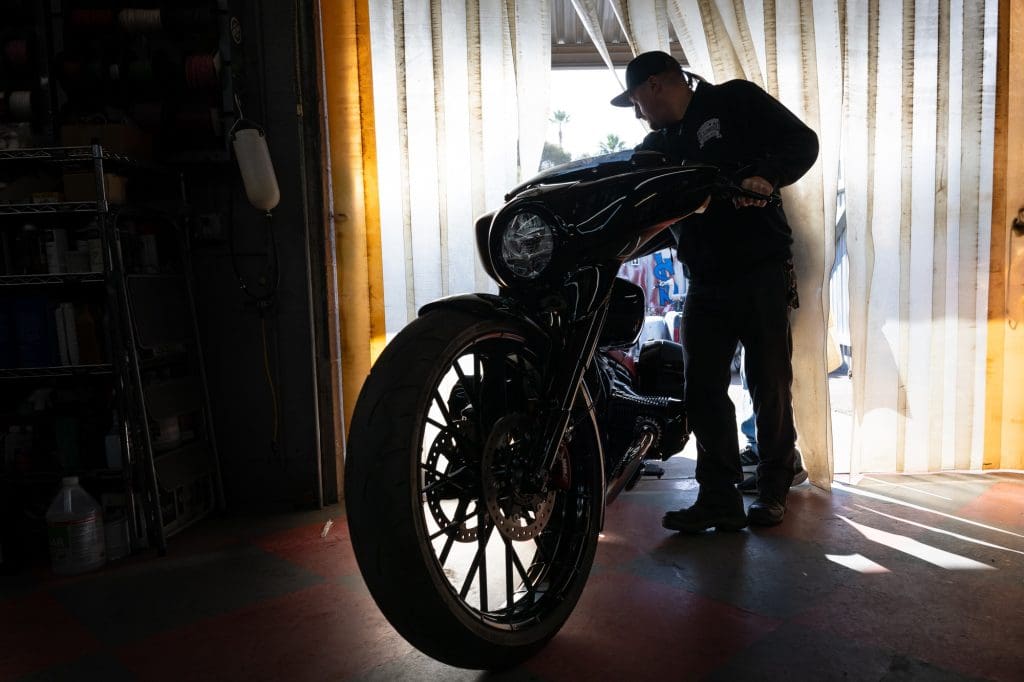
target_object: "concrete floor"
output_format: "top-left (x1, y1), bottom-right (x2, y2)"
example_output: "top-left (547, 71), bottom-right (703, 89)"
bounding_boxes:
top-left (3, 458), bottom-right (1022, 681)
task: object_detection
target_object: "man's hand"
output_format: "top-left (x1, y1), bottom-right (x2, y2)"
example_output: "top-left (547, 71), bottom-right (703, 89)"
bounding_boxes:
top-left (734, 176), bottom-right (774, 208)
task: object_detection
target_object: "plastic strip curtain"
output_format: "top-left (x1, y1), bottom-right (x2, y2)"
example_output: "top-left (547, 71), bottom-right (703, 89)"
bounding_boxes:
top-left (608, 0), bottom-right (672, 54)
top-left (569, 0), bottom-right (625, 72)
top-left (368, 0), bottom-right (551, 334)
top-left (661, 0), bottom-right (995, 478)
top-left (844, 0), bottom-right (995, 474)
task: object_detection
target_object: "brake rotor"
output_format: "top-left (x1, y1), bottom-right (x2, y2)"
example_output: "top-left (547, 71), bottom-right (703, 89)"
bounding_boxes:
top-left (423, 422), bottom-right (481, 542)
top-left (481, 414), bottom-right (564, 541)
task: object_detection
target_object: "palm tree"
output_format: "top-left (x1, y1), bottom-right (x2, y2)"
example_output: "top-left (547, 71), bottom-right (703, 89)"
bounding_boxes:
top-left (550, 110), bottom-right (570, 147)
top-left (598, 133), bottom-right (626, 154)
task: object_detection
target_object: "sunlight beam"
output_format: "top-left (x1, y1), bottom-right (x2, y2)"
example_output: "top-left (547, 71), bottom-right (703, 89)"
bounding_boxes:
top-left (859, 476), bottom-right (955, 500)
top-left (833, 481), bottom-right (1024, 539)
top-left (854, 505), bottom-right (1024, 556)
top-left (825, 553), bottom-right (891, 574)
top-left (836, 515), bottom-right (997, 571)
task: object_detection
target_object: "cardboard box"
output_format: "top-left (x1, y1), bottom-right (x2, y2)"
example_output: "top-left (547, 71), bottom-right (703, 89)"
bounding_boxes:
top-left (60, 123), bottom-right (152, 158)
top-left (63, 172), bottom-right (127, 204)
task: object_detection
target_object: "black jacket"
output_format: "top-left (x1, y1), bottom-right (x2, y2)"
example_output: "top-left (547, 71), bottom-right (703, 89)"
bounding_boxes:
top-left (637, 79), bottom-right (819, 284)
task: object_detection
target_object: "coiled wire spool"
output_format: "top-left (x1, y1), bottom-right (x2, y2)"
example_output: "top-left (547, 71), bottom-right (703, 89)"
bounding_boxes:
top-left (69, 9), bottom-right (115, 30)
top-left (8, 90), bottom-right (33, 121)
top-left (118, 8), bottom-right (162, 33)
top-left (185, 53), bottom-right (220, 91)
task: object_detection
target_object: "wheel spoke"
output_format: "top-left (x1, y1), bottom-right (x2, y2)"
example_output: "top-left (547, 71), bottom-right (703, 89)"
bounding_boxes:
top-left (504, 535), bottom-right (514, 615)
top-left (426, 416), bottom-right (449, 431)
top-left (506, 535), bottom-right (537, 597)
top-left (431, 389), bottom-right (454, 424)
top-left (438, 498), bottom-right (469, 566)
top-left (477, 503), bottom-right (489, 612)
top-left (420, 464), bottom-right (469, 496)
top-left (430, 501), bottom-right (478, 541)
top-left (452, 360), bottom-right (478, 413)
top-left (459, 518), bottom-right (494, 600)
top-left (472, 349), bottom-right (491, 438)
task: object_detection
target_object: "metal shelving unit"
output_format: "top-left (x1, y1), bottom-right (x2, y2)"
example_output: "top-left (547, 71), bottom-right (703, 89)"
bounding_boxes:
top-left (0, 144), bottom-right (222, 555)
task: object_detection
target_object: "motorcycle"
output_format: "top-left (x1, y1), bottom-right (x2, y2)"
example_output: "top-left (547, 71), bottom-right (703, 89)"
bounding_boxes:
top-left (344, 150), bottom-right (772, 670)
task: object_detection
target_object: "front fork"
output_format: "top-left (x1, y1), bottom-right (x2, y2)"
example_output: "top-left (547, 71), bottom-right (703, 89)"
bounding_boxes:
top-left (532, 311), bottom-right (606, 472)
top-left (530, 272), bottom-right (615, 488)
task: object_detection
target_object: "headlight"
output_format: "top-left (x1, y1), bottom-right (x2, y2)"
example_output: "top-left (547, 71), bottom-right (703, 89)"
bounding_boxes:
top-left (499, 211), bottom-right (555, 280)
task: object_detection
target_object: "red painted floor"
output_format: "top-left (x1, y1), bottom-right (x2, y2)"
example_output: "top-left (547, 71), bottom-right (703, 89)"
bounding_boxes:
top-left (2, 464), bottom-right (1022, 681)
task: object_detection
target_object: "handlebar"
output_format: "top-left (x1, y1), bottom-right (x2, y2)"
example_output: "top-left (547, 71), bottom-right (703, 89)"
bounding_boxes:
top-left (713, 178), bottom-right (780, 207)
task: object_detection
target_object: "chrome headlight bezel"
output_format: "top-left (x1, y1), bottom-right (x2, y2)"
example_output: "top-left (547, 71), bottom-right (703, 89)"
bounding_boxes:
top-left (490, 207), bottom-right (559, 285)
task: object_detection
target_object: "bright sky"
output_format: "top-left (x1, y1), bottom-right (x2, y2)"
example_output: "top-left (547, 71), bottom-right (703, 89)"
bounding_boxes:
top-left (545, 68), bottom-right (650, 160)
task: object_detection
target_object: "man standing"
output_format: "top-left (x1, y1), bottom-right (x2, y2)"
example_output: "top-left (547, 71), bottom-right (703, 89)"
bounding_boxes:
top-left (610, 51), bottom-right (818, 529)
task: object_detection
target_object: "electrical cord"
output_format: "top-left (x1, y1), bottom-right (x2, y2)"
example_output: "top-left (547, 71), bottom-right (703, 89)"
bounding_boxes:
top-left (227, 209), bottom-right (280, 305)
top-left (260, 313), bottom-right (280, 456)
top-left (226, 175), bottom-right (282, 460)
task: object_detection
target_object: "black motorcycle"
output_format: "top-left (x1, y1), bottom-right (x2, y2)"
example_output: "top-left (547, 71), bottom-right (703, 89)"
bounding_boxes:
top-left (345, 150), bottom-right (769, 670)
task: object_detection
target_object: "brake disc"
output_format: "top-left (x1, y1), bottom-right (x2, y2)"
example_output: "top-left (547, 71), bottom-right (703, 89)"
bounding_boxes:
top-left (481, 414), bottom-right (559, 541)
top-left (423, 423), bottom-right (480, 542)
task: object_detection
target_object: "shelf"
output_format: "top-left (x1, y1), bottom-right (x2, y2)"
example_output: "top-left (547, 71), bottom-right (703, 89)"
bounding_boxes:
top-left (0, 272), bottom-right (105, 287)
top-left (0, 146), bottom-right (151, 170)
top-left (0, 364), bottom-right (114, 379)
top-left (0, 467), bottom-right (125, 481)
top-left (0, 146), bottom-right (222, 171)
top-left (0, 202), bottom-right (100, 216)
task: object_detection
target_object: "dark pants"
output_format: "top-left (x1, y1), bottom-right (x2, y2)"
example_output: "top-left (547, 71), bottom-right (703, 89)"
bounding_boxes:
top-left (682, 261), bottom-right (798, 503)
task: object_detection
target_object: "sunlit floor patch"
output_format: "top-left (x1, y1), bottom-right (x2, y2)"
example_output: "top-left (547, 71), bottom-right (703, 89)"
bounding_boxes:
top-left (832, 481), bottom-right (1024, 540)
top-left (837, 515), bottom-right (997, 571)
top-left (854, 504), bottom-right (1024, 556)
top-left (825, 553), bottom-right (890, 574)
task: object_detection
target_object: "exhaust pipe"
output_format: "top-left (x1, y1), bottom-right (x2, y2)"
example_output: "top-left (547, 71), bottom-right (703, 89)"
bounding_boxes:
top-left (605, 424), bottom-right (658, 505)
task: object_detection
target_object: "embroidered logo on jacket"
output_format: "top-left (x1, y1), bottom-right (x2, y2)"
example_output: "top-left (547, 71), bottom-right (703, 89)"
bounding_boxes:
top-left (697, 118), bottom-right (722, 148)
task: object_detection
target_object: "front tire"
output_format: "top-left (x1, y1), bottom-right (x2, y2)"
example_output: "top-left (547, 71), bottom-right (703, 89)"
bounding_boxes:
top-left (345, 308), bottom-right (602, 669)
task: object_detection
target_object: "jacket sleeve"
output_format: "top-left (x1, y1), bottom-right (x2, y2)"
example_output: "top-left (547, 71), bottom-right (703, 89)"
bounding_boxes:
top-left (726, 80), bottom-right (819, 188)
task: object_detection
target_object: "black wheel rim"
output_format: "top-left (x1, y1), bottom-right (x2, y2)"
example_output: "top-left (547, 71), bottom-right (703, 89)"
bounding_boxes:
top-left (415, 331), bottom-right (598, 632)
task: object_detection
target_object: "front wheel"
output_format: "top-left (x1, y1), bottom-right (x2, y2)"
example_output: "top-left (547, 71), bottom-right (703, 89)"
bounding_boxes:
top-left (345, 308), bottom-right (603, 670)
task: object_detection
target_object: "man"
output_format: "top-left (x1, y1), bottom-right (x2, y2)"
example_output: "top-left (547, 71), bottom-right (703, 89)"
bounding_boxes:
top-left (610, 51), bottom-right (818, 529)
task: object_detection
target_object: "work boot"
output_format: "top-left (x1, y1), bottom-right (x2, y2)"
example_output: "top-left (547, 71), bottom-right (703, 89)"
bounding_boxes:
top-left (738, 466), bottom-right (808, 494)
top-left (747, 496), bottom-right (786, 526)
top-left (662, 491), bottom-right (747, 533)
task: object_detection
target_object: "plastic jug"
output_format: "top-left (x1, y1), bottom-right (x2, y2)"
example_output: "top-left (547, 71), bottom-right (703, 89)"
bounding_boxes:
top-left (46, 477), bottom-right (106, 575)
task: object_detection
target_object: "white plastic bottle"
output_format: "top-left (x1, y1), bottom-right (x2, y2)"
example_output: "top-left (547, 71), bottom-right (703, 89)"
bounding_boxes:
top-left (46, 477), bottom-right (106, 575)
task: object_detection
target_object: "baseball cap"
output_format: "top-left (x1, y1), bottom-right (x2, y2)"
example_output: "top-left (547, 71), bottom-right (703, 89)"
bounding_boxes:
top-left (610, 51), bottom-right (684, 107)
